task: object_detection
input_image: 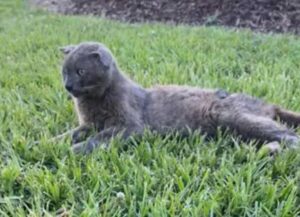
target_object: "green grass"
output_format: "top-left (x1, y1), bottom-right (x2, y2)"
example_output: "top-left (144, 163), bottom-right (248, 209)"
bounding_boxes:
top-left (1, 0), bottom-right (300, 216)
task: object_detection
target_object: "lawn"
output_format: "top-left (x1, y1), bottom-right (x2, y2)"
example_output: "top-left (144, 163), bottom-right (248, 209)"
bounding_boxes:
top-left (1, 0), bottom-right (300, 216)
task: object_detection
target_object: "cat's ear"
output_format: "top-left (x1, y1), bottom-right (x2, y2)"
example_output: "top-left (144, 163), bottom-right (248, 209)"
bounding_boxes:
top-left (89, 48), bottom-right (113, 69)
top-left (59, 45), bottom-right (77, 55)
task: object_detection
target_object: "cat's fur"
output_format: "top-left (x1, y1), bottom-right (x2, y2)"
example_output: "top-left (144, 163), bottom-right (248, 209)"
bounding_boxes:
top-left (59, 42), bottom-right (300, 154)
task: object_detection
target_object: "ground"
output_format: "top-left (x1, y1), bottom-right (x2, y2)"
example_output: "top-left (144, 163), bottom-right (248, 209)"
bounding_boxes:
top-left (1, 0), bottom-right (300, 216)
top-left (31, 0), bottom-right (300, 34)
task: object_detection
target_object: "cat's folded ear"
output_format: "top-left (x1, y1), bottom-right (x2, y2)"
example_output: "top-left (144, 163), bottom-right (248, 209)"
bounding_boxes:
top-left (59, 45), bottom-right (77, 55)
top-left (89, 48), bottom-right (113, 69)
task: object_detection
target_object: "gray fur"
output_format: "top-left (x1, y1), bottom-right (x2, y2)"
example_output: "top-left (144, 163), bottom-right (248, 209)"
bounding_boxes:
top-left (60, 45), bottom-right (77, 55)
top-left (60, 42), bottom-right (300, 154)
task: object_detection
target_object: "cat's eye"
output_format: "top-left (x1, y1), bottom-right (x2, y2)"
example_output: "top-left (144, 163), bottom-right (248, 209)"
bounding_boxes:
top-left (77, 69), bottom-right (86, 76)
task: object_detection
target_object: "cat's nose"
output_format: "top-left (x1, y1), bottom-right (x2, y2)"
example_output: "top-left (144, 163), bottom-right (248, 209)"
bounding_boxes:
top-left (65, 84), bottom-right (73, 92)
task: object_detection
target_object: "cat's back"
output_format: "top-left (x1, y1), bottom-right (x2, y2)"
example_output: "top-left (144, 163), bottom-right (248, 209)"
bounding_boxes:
top-left (144, 85), bottom-right (221, 133)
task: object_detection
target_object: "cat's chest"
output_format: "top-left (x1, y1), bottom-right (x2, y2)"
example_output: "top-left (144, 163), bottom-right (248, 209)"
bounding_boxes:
top-left (73, 98), bottom-right (109, 129)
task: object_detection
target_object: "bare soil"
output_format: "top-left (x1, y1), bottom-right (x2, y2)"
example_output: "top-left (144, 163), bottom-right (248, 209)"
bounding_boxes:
top-left (31, 0), bottom-right (300, 34)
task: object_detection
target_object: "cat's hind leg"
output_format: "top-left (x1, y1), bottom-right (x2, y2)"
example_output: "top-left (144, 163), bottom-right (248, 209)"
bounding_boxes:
top-left (218, 112), bottom-right (300, 149)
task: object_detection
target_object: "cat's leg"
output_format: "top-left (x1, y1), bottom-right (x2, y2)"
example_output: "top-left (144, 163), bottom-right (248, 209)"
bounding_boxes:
top-left (274, 106), bottom-right (300, 128)
top-left (218, 112), bottom-right (300, 149)
top-left (72, 126), bottom-right (144, 154)
top-left (50, 124), bottom-right (93, 144)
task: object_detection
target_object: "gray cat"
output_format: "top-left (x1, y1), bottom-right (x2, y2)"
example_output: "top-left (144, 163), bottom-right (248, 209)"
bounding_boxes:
top-left (59, 42), bottom-right (300, 154)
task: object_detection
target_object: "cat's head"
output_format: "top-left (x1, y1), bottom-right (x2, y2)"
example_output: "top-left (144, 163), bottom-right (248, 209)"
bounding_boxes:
top-left (60, 42), bottom-right (116, 98)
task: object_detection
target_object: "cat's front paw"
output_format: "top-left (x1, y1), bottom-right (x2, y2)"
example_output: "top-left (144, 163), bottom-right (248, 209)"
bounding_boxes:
top-left (72, 141), bottom-right (86, 154)
top-left (72, 138), bottom-right (108, 154)
top-left (71, 126), bottom-right (92, 144)
top-left (85, 138), bottom-right (108, 154)
top-left (71, 130), bottom-right (83, 144)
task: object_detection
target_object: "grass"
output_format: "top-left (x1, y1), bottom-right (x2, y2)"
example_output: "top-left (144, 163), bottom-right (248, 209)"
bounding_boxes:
top-left (1, 0), bottom-right (300, 216)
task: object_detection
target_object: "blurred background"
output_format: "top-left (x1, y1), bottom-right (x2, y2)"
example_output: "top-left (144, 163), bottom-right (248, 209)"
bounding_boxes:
top-left (31, 0), bottom-right (300, 34)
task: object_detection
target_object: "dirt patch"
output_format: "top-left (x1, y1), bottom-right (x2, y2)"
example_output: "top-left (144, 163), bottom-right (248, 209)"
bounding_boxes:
top-left (29, 0), bottom-right (74, 14)
top-left (31, 0), bottom-right (300, 34)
